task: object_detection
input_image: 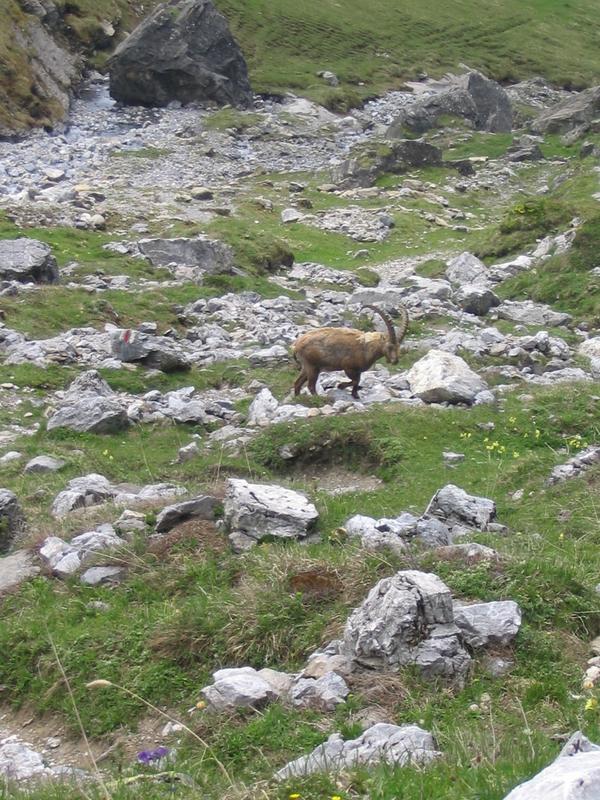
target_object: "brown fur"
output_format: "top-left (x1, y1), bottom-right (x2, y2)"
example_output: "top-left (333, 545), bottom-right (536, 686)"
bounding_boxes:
top-left (291, 305), bottom-right (408, 399)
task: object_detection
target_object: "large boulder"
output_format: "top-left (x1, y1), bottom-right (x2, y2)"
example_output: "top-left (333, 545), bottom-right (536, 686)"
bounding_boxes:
top-left (0, 490), bottom-right (24, 553)
top-left (453, 601), bottom-right (522, 648)
top-left (275, 723), bottom-right (441, 780)
top-left (388, 71), bottom-right (512, 134)
top-left (201, 667), bottom-right (280, 712)
top-left (503, 731), bottom-right (600, 799)
top-left (137, 237), bottom-right (234, 275)
top-left (0, 550), bottom-right (39, 594)
top-left (426, 484), bottom-right (496, 531)
top-left (333, 139), bottom-right (442, 188)
top-left (406, 350), bottom-right (488, 404)
top-left (108, 0), bottom-right (252, 108)
top-left (0, 239), bottom-right (58, 284)
top-left (342, 570), bottom-right (471, 683)
top-left (446, 252), bottom-right (490, 286)
top-left (111, 330), bottom-right (190, 372)
top-left (531, 86), bottom-right (600, 135)
top-left (223, 479), bottom-right (319, 551)
top-left (47, 370), bottom-right (130, 434)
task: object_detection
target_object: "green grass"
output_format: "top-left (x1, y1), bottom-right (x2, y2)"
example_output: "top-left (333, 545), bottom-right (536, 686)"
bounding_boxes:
top-left (216, 0), bottom-right (600, 105)
top-left (498, 214), bottom-right (600, 324)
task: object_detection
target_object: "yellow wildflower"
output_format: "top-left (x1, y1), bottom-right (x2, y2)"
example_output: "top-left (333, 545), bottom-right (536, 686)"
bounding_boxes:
top-left (585, 697), bottom-right (598, 711)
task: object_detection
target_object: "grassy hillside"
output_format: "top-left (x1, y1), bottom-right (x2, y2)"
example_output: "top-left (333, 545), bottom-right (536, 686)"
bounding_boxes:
top-left (216, 0), bottom-right (600, 104)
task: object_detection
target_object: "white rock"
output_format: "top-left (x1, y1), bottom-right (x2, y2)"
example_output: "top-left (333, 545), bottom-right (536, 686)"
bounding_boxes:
top-left (224, 479), bottom-right (318, 550)
top-left (201, 667), bottom-right (279, 712)
top-left (453, 601), bottom-right (522, 648)
top-left (406, 350), bottom-right (487, 404)
top-left (275, 722), bottom-right (441, 779)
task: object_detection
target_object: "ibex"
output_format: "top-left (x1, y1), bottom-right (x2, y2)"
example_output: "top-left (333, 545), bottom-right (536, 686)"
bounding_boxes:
top-left (291, 305), bottom-right (409, 399)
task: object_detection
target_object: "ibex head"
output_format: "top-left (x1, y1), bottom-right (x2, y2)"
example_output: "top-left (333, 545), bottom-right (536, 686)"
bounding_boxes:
top-left (362, 304), bottom-right (409, 364)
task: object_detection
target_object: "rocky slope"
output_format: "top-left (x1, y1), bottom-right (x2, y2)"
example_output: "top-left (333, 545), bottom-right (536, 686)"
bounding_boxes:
top-left (0, 61), bottom-right (599, 800)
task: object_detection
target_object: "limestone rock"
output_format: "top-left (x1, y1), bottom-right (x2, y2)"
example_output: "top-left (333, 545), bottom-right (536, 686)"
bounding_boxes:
top-left (47, 370), bottom-right (130, 435)
top-left (111, 330), bottom-right (190, 372)
top-left (333, 139), bottom-right (442, 188)
top-left (0, 489), bottom-right (24, 553)
top-left (201, 667), bottom-right (279, 712)
top-left (137, 236), bottom-right (234, 274)
top-left (0, 239), bottom-right (58, 284)
top-left (108, 0), bottom-right (252, 108)
top-left (289, 672), bottom-right (349, 711)
top-left (155, 495), bottom-right (217, 533)
top-left (426, 484), bottom-right (496, 531)
top-left (24, 455), bottom-right (66, 474)
top-left (503, 731), bottom-right (600, 799)
top-left (453, 601), bottom-right (522, 648)
top-left (224, 479), bottom-right (318, 550)
top-left (531, 86), bottom-right (600, 134)
top-left (406, 350), bottom-right (488, 404)
top-left (342, 570), bottom-right (471, 682)
top-left (275, 722), bottom-right (441, 779)
top-left (454, 284), bottom-right (500, 316)
top-left (446, 252), bottom-right (489, 286)
top-left (0, 550), bottom-right (39, 594)
top-left (388, 71), bottom-right (512, 134)
top-left (497, 300), bottom-right (571, 327)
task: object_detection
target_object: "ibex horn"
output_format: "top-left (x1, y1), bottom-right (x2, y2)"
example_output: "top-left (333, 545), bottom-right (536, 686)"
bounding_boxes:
top-left (363, 304), bottom-right (406, 346)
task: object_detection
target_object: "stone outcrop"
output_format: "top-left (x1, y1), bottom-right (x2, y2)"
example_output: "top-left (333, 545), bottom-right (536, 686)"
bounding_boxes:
top-left (453, 600), bottom-right (522, 648)
top-left (154, 496), bottom-right (218, 533)
top-left (342, 570), bottom-right (472, 683)
top-left (223, 479), bottom-right (319, 551)
top-left (108, 0), bottom-right (252, 108)
top-left (426, 484), bottom-right (497, 531)
top-left (0, 239), bottom-right (58, 284)
top-left (531, 86), bottom-right (600, 135)
top-left (137, 236), bottom-right (234, 276)
top-left (503, 731), bottom-right (600, 799)
top-left (275, 723), bottom-right (441, 779)
top-left (333, 139), bottom-right (442, 188)
top-left (388, 71), bottom-right (512, 134)
top-left (111, 330), bottom-right (191, 372)
top-left (47, 370), bottom-right (130, 434)
top-left (406, 350), bottom-right (488, 404)
top-left (0, 0), bottom-right (82, 137)
top-left (0, 490), bottom-right (24, 553)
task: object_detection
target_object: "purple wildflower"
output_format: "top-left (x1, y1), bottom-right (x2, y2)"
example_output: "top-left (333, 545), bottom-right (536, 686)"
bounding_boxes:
top-left (137, 746), bottom-right (170, 765)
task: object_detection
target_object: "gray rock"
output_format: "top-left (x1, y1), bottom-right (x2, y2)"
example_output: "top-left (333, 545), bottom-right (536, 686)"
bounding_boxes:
top-left (546, 446), bottom-right (600, 485)
top-left (40, 525), bottom-right (124, 578)
top-left (503, 731), bottom-right (600, 799)
top-left (342, 570), bottom-right (471, 682)
top-left (224, 479), bottom-right (318, 550)
top-left (434, 542), bottom-right (499, 563)
top-left (155, 495), bottom-right (217, 533)
top-left (201, 667), bottom-right (279, 712)
top-left (111, 329), bottom-right (190, 372)
top-left (281, 208), bottom-right (302, 223)
top-left (51, 473), bottom-right (115, 517)
top-left (114, 509), bottom-right (146, 534)
top-left (108, 0), bottom-right (252, 108)
top-left (497, 300), bottom-right (572, 327)
top-left (446, 252), bottom-right (489, 286)
top-left (24, 455), bottom-right (66, 474)
top-left (0, 239), bottom-right (58, 284)
top-left (389, 71), bottom-right (512, 134)
top-left (579, 337), bottom-right (600, 361)
top-left (47, 396), bottom-right (129, 434)
top-left (0, 451), bottom-right (23, 466)
top-left (247, 387), bottom-right (279, 426)
top-left (275, 722), bottom-right (441, 779)
top-left (453, 601), bottom-right (521, 648)
top-left (289, 672), bottom-right (349, 711)
top-left (0, 736), bottom-right (82, 781)
top-left (333, 139), bottom-right (442, 188)
top-left (47, 370), bottom-right (130, 435)
top-left (406, 350), bottom-right (488, 405)
top-left (426, 484), bottom-right (496, 530)
top-left (344, 513), bottom-right (413, 554)
top-left (531, 86), bottom-right (600, 134)
top-left (0, 489), bottom-right (24, 553)
top-left (454, 284), bottom-right (500, 316)
top-left (0, 550), bottom-right (39, 594)
top-left (176, 442), bottom-right (200, 462)
top-left (137, 236), bottom-right (233, 274)
top-left (80, 566), bottom-right (124, 586)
